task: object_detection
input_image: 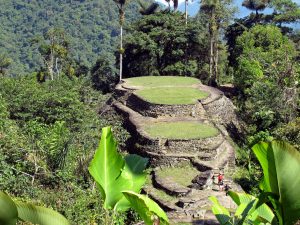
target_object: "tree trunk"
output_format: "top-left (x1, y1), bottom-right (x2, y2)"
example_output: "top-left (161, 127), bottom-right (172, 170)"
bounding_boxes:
top-left (185, 0), bottom-right (188, 25)
top-left (120, 25), bottom-right (123, 81)
top-left (208, 9), bottom-right (218, 87)
top-left (209, 35), bottom-right (213, 81)
top-left (55, 57), bottom-right (60, 78)
top-left (48, 58), bottom-right (54, 81)
top-left (209, 10), bottom-right (214, 84)
top-left (213, 39), bottom-right (218, 85)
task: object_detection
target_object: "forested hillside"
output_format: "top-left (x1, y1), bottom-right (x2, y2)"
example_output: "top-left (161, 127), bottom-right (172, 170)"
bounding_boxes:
top-left (0, 0), bottom-right (141, 75)
top-left (1, 0), bottom-right (300, 224)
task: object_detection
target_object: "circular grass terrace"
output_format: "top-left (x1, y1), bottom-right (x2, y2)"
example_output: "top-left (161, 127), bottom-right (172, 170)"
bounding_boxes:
top-left (124, 76), bottom-right (201, 88)
top-left (135, 87), bottom-right (209, 105)
top-left (156, 162), bottom-right (200, 187)
top-left (143, 121), bottom-right (219, 139)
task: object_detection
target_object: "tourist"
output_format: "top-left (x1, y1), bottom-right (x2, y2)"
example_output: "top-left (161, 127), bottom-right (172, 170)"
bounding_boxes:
top-left (224, 184), bottom-right (231, 195)
top-left (218, 173), bottom-right (224, 191)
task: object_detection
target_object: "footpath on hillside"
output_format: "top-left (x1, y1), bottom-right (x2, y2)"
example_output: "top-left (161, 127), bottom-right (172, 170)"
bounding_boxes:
top-left (112, 76), bottom-right (243, 225)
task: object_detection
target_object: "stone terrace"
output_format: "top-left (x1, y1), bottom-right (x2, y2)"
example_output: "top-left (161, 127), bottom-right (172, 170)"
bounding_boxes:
top-left (112, 76), bottom-right (243, 224)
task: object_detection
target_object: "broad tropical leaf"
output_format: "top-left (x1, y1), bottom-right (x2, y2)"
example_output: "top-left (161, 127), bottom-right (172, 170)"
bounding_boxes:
top-left (209, 196), bottom-right (231, 225)
top-left (89, 127), bottom-right (148, 211)
top-left (252, 141), bottom-right (300, 225)
top-left (15, 202), bottom-right (69, 225)
top-left (89, 127), bottom-right (125, 209)
top-left (88, 127), bottom-right (125, 209)
top-left (0, 192), bottom-right (18, 225)
top-left (228, 191), bottom-right (276, 224)
top-left (114, 154), bottom-right (148, 211)
top-left (122, 191), bottom-right (169, 225)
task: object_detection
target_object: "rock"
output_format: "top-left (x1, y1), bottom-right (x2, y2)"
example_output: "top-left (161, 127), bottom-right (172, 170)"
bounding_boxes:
top-left (190, 170), bottom-right (214, 190)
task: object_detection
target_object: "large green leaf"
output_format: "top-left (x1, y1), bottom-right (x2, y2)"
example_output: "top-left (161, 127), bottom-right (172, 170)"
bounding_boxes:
top-left (0, 192), bottom-right (18, 225)
top-left (252, 141), bottom-right (300, 225)
top-left (114, 154), bottom-right (148, 211)
top-left (88, 127), bottom-right (125, 209)
top-left (89, 127), bottom-right (148, 211)
top-left (209, 196), bottom-right (231, 225)
top-left (15, 202), bottom-right (69, 225)
top-left (122, 191), bottom-right (169, 225)
top-left (228, 191), bottom-right (276, 224)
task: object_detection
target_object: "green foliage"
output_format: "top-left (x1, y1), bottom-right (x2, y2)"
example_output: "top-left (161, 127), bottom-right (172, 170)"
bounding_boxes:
top-left (252, 141), bottom-right (300, 225)
top-left (273, 118), bottom-right (300, 151)
top-left (122, 12), bottom-right (207, 77)
top-left (210, 192), bottom-right (276, 225)
top-left (242, 0), bottom-right (269, 13)
top-left (229, 191), bottom-right (276, 224)
top-left (212, 140), bottom-right (300, 225)
top-left (32, 28), bottom-right (70, 81)
top-left (0, 0), bottom-right (141, 75)
top-left (91, 55), bottom-right (118, 93)
top-left (0, 53), bottom-right (12, 76)
top-left (200, 0), bottom-right (236, 86)
top-left (0, 76), bottom-right (88, 128)
top-left (0, 74), bottom-right (112, 224)
top-left (89, 127), bottom-right (148, 211)
top-left (235, 25), bottom-right (299, 131)
top-left (123, 191), bottom-right (169, 225)
top-left (89, 127), bottom-right (170, 225)
top-left (226, 0), bottom-right (300, 68)
top-left (209, 196), bottom-right (231, 225)
top-left (0, 192), bottom-right (18, 225)
top-left (0, 191), bottom-right (69, 225)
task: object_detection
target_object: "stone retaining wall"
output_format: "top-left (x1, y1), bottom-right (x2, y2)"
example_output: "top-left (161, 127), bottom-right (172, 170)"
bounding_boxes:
top-left (203, 95), bottom-right (243, 136)
top-left (134, 131), bottom-right (224, 155)
top-left (127, 93), bottom-right (207, 118)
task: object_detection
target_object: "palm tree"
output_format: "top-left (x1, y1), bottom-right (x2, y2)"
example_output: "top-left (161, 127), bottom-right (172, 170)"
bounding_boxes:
top-left (173, 0), bottom-right (179, 10)
top-left (201, 0), bottom-right (220, 86)
top-left (138, 0), bottom-right (160, 15)
top-left (242, 0), bottom-right (270, 16)
top-left (164, 0), bottom-right (178, 11)
top-left (113, 0), bottom-right (128, 81)
top-left (184, 0), bottom-right (189, 25)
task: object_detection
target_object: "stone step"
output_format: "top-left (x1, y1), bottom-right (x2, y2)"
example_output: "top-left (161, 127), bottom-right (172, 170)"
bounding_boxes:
top-left (191, 140), bottom-right (234, 172)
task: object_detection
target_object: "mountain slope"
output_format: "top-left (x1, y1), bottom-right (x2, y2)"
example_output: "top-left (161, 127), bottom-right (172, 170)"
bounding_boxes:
top-left (0, 0), bottom-right (141, 75)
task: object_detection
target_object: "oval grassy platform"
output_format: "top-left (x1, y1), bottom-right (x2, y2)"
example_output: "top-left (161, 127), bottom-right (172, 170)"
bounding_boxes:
top-left (135, 87), bottom-right (209, 105)
top-left (124, 76), bottom-right (201, 88)
top-left (156, 162), bottom-right (199, 187)
top-left (143, 121), bottom-right (219, 139)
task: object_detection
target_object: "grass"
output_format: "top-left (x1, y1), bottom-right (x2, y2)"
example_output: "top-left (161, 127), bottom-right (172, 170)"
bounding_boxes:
top-left (144, 121), bottom-right (219, 139)
top-left (135, 87), bottom-right (209, 105)
top-left (124, 76), bottom-right (201, 88)
top-left (145, 175), bottom-right (177, 202)
top-left (150, 187), bottom-right (177, 202)
top-left (156, 162), bottom-right (200, 187)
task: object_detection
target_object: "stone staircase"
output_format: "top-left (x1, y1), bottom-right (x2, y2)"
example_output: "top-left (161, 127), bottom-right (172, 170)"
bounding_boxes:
top-left (112, 77), bottom-right (243, 224)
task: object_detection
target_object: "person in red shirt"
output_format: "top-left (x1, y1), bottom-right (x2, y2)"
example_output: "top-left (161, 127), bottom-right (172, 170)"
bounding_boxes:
top-left (218, 173), bottom-right (224, 191)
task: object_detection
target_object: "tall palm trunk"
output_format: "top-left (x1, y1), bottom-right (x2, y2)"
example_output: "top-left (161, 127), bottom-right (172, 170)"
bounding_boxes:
top-left (213, 38), bottom-right (218, 84)
top-left (208, 8), bottom-right (218, 87)
top-left (208, 9), bottom-right (214, 85)
top-left (48, 48), bottom-right (54, 81)
top-left (185, 0), bottom-right (188, 25)
top-left (209, 34), bottom-right (213, 82)
top-left (120, 25), bottom-right (123, 81)
top-left (119, 8), bottom-right (125, 81)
